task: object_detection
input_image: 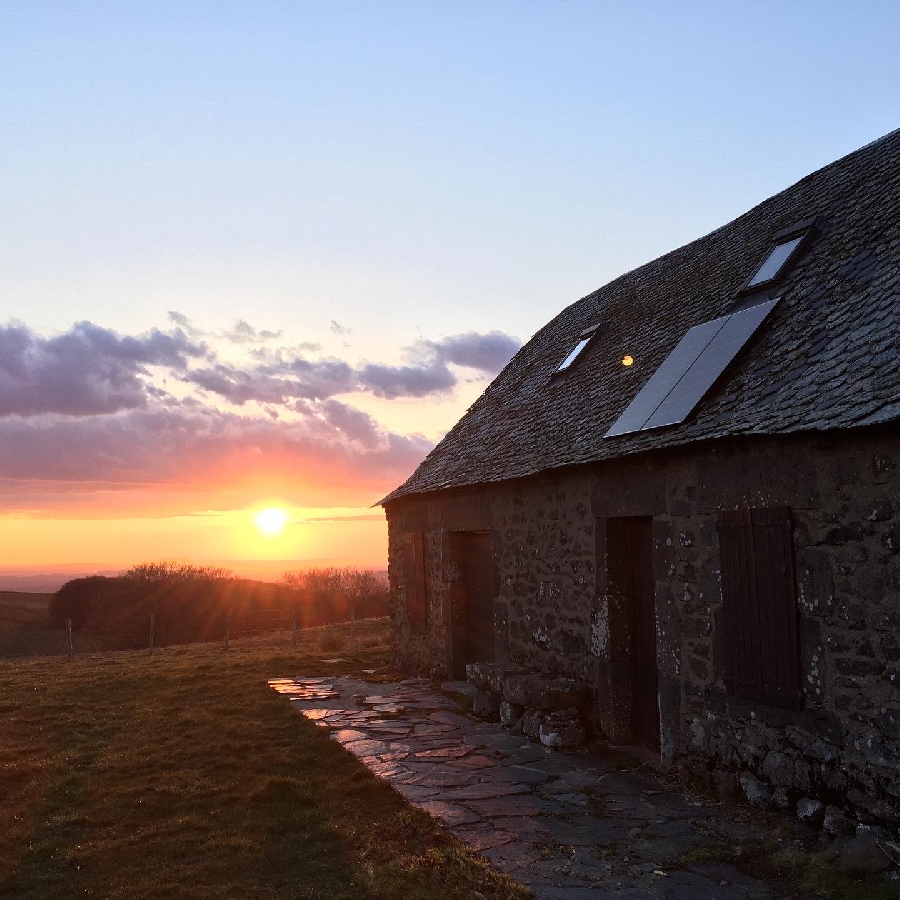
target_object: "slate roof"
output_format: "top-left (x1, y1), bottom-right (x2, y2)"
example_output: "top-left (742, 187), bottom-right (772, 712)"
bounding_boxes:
top-left (383, 129), bottom-right (900, 504)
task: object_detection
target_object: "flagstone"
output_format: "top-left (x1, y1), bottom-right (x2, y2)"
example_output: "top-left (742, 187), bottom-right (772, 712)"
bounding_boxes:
top-left (417, 801), bottom-right (482, 826)
top-left (270, 673), bottom-right (774, 900)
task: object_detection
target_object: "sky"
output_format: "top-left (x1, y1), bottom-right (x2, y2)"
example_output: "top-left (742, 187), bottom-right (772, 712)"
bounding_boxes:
top-left (1, 1), bottom-right (899, 580)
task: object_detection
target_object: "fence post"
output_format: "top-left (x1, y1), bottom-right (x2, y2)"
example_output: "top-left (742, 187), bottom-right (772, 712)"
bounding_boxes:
top-left (291, 609), bottom-right (297, 650)
top-left (149, 612), bottom-right (155, 655)
top-left (224, 612), bottom-right (230, 651)
top-left (66, 618), bottom-right (73, 661)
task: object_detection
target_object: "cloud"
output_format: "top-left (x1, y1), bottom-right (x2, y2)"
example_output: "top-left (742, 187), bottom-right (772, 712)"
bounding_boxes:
top-left (1, 319), bottom-right (522, 420)
top-left (0, 405), bottom-right (433, 512)
top-left (330, 320), bottom-right (350, 335)
top-left (0, 316), bottom-right (523, 518)
top-left (224, 319), bottom-right (283, 343)
top-left (319, 399), bottom-right (384, 448)
top-left (150, 328), bottom-right (522, 405)
top-left (0, 321), bottom-right (207, 417)
top-left (356, 358), bottom-right (457, 399)
top-left (351, 330), bottom-right (521, 400)
top-left (425, 330), bottom-right (522, 374)
top-left (184, 357), bottom-right (359, 405)
top-left (166, 310), bottom-right (207, 339)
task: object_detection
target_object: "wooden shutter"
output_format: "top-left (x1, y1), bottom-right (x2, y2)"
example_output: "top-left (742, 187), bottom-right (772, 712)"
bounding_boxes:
top-left (718, 507), bottom-right (802, 710)
top-left (404, 533), bottom-right (427, 630)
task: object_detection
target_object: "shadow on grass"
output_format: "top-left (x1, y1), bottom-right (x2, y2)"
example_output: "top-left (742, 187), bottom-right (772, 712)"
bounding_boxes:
top-left (0, 620), bottom-right (530, 900)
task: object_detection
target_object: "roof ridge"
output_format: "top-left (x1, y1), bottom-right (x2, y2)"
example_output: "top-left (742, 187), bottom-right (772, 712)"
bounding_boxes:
top-left (382, 128), bottom-right (900, 505)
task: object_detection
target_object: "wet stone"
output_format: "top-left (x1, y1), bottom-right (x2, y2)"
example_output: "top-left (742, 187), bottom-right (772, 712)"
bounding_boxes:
top-left (467, 795), bottom-right (559, 818)
top-left (413, 723), bottom-right (456, 735)
top-left (416, 801), bottom-right (482, 826)
top-left (440, 781), bottom-right (533, 801)
top-left (394, 783), bottom-right (441, 801)
top-left (270, 673), bottom-right (773, 900)
top-left (367, 761), bottom-right (406, 779)
top-left (455, 754), bottom-right (500, 769)
top-left (332, 729), bottom-right (368, 744)
top-left (454, 824), bottom-right (519, 851)
top-left (503, 745), bottom-right (548, 766)
top-left (478, 764), bottom-right (551, 785)
top-left (406, 769), bottom-right (480, 788)
top-left (479, 733), bottom-right (532, 752)
top-left (414, 746), bottom-right (469, 759)
top-left (303, 708), bottom-right (341, 720)
top-left (377, 749), bottom-right (411, 761)
top-left (429, 710), bottom-right (473, 727)
top-left (343, 739), bottom-right (391, 757)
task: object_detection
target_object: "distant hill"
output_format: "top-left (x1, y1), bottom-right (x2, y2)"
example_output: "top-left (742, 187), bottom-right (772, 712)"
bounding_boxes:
top-left (0, 571), bottom-right (122, 592)
top-left (0, 558), bottom-right (386, 593)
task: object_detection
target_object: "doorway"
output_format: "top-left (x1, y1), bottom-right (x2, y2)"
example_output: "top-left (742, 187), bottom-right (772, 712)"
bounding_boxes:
top-left (607, 517), bottom-right (660, 752)
top-left (449, 531), bottom-right (497, 679)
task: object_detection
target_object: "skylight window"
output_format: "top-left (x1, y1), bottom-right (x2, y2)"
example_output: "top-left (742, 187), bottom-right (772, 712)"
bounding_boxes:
top-left (746, 236), bottom-right (804, 288)
top-left (555, 324), bottom-right (600, 373)
top-left (557, 337), bottom-right (591, 371)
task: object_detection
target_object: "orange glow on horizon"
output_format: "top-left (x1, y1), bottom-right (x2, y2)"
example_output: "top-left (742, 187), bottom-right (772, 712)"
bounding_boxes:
top-left (0, 505), bottom-right (387, 573)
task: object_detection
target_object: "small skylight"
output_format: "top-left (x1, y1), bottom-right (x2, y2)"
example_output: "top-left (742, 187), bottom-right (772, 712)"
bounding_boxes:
top-left (556, 325), bottom-right (600, 373)
top-left (558, 337), bottom-right (591, 371)
top-left (746, 235), bottom-right (804, 288)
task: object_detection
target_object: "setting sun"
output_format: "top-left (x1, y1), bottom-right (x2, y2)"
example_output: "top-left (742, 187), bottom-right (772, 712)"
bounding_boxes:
top-left (255, 508), bottom-right (289, 536)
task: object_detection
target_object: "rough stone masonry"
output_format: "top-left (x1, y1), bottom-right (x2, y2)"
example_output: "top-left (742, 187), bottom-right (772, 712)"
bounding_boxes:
top-left (386, 427), bottom-right (900, 831)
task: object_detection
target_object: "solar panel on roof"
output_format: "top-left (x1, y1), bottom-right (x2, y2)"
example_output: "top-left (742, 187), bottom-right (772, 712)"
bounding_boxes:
top-left (643, 298), bottom-right (779, 429)
top-left (605, 297), bottom-right (780, 437)
top-left (747, 236), bottom-right (803, 287)
top-left (604, 316), bottom-right (727, 437)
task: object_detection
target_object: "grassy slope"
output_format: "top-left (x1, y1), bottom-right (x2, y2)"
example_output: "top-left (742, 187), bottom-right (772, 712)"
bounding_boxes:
top-left (0, 620), bottom-right (529, 900)
top-left (0, 592), bottom-right (115, 660)
top-left (0, 592), bottom-right (53, 627)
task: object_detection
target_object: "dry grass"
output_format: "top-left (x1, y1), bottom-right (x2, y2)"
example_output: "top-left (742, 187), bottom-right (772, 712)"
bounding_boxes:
top-left (0, 591), bottom-right (118, 660)
top-left (0, 617), bottom-right (530, 900)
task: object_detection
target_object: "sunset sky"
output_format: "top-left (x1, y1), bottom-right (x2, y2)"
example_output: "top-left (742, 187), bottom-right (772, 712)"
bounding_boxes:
top-left (2, 2), bottom-right (899, 581)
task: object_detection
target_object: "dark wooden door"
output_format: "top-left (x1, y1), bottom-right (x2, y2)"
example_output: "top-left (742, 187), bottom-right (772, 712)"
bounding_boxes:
top-left (608, 517), bottom-right (659, 752)
top-left (450, 532), bottom-right (496, 678)
top-left (718, 506), bottom-right (802, 709)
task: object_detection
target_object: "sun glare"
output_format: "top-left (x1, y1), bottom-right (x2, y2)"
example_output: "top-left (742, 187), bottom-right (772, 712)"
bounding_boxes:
top-left (255, 507), bottom-right (289, 535)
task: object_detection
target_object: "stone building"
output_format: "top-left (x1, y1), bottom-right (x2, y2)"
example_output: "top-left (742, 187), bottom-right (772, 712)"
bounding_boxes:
top-left (380, 130), bottom-right (900, 822)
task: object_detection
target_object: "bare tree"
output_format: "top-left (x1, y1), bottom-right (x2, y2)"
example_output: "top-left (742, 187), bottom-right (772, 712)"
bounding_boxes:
top-left (340, 568), bottom-right (384, 637)
top-left (126, 561), bottom-right (232, 584)
top-left (280, 566), bottom-right (387, 630)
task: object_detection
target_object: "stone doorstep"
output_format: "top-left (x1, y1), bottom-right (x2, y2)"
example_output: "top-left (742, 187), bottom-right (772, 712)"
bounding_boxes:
top-left (606, 742), bottom-right (673, 774)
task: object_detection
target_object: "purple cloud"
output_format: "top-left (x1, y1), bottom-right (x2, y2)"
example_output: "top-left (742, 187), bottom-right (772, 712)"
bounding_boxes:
top-left (0, 405), bottom-right (432, 494)
top-left (0, 322), bottom-right (207, 417)
top-left (1, 319), bottom-right (521, 419)
top-left (356, 358), bottom-right (457, 399)
top-left (424, 330), bottom-right (522, 373)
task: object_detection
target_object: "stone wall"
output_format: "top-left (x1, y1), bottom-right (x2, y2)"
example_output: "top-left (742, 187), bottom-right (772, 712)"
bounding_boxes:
top-left (385, 425), bottom-right (900, 824)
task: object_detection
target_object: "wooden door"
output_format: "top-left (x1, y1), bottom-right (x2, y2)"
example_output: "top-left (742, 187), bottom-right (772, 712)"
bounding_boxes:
top-left (449, 532), bottom-right (496, 678)
top-left (608, 517), bottom-right (660, 752)
top-left (718, 506), bottom-right (802, 709)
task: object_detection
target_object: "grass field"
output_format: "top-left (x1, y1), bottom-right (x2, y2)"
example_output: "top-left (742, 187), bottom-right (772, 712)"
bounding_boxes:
top-left (0, 591), bottom-right (118, 660)
top-left (0, 615), bottom-right (529, 900)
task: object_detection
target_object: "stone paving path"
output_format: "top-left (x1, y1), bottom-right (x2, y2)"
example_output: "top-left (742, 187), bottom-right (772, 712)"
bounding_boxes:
top-left (269, 675), bottom-right (773, 899)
